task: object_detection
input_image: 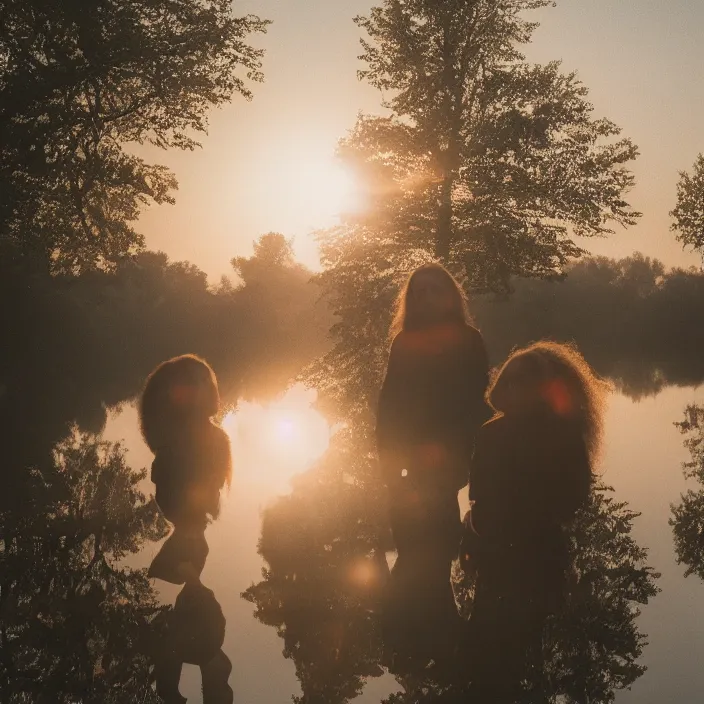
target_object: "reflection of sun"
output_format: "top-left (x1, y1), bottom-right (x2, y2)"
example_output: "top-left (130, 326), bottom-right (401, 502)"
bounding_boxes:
top-left (275, 417), bottom-right (296, 440)
top-left (222, 384), bottom-right (333, 493)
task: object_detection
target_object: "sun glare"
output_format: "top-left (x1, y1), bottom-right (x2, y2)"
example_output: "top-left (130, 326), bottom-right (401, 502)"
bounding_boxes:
top-left (249, 138), bottom-right (365, 268)
top-left (270, 154), bottom-right (362, 231)
top-left (222, 384), bottom-right (332, 493)
top-left (274, 417), bottom-right (296, 441)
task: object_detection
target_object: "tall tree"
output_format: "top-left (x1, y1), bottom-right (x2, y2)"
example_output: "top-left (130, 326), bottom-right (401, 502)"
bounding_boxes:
top-left (353, 0), bottom-right (639, 278)
top-left (231, 233), bottom-right (333, 400)
top-left (0, 0), bottom-right (268, 272)
top-left (671, 154), bottom-right (704, 257)
top-left (313, 0), bottom-right (640, 427)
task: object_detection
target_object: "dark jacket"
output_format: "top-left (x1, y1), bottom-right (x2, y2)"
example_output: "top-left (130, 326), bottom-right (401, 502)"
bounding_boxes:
top-left (376, 321), bottom-right (491, 493)
top-left (466, 410), bottom-right (592, 641)
top-left (469, 411), bottom-right (591, 549)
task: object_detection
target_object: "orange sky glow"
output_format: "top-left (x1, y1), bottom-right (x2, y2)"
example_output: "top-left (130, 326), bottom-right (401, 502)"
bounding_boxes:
top-left (135, 0), bottom-right (704, 282)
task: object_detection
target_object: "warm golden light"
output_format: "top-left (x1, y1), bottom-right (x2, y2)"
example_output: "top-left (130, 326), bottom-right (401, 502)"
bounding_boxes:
top-left (245, 136), bottom-right (364, 268)
top-left (222, 384), bottom-right (331, 493)
top-left (285, 158), bottom-right (360, 220)
top-left (348, 559), bottom-right (377, 587)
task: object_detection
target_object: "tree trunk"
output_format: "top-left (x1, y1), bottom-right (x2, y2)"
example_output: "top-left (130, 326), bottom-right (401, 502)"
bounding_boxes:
top-left (435, 11), bottom-right (460, 262)
top-left (435, 175), bottom-right (454, 261)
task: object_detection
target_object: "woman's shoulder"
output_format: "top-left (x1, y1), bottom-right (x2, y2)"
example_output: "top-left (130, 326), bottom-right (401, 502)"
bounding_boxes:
top-left (388, 330), bottom-right (419, 361)
top-left (390, 329), bottom-right (415, 348)
top-left (477, 414), bottom-right (507, 443)
top-left (208, 421), bottom-right (230, 442)
top-left (458, 322), bottom-right (485, 348)
top-left (215, 425), bottom-right (232, 456)
top-left (389, 322), bottom-right (486, 361)
top-left (479, 412), bottom-right (552, 447)
top-left (200, 422), bottom-right (231, 455)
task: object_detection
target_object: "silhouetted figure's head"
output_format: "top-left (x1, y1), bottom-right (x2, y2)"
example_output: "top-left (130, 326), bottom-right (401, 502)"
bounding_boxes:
top-left (392, 263), bottom-right (469, 336)
top-left (139, 354), bottom-right (220, 452)
top-left (489, 341), bottom-right (609, 464)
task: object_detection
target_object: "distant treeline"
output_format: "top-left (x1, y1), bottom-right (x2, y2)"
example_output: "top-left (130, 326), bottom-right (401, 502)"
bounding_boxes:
top-left (475, 253), bottom-right (704, 398)
top-left (1, 234), bottom-right (330, 498)
top-left (4, 248), bottom-right (703, 493)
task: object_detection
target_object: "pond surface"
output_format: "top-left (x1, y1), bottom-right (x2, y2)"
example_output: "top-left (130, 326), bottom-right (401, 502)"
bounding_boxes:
top-left (103, 384), bottom-right (704, 703)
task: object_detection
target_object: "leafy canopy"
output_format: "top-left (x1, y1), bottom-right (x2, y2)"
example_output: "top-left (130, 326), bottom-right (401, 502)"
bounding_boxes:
top-left (0, 0), bottom-right (269, 272)
top-left (313, 0), bottom-right (640, 422)
top-left (671, 154), bottom-right (704, 256)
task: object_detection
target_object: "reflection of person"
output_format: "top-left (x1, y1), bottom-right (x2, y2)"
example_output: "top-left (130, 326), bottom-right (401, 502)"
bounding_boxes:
top-left (461, 341), bottom-right (608, 694)
top-left (376, 264), bottom-right (491, 659)
top-left (139, 354), bottom-right (232, 584)
top-left (154, 570), bottom-right (233, 704)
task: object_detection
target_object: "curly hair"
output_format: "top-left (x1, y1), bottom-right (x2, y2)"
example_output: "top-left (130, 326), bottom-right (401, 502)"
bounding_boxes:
top-left (489, 341), bottom-right (610, 465)
top-left (139, 354), bottom-right (220, 453)
top-left (389, 263), bottom-right (471, 340)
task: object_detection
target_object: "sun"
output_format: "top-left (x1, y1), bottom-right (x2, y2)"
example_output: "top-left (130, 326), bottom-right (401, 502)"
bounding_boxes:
top-left (248, 137), bottom-right (364, 268)
top-left (292, 158), bottom-right (360, 220)
top-left (222, 384), bottom-right (333, 493)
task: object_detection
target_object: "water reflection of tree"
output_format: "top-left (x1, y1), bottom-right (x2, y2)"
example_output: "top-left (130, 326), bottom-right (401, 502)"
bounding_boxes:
top-left (244, 467), bottom-right (658, 704)
top-left (671, 405), bottom-right (704, 580)
top-left (243, 467), bottom-right (386, 704)
top-left (0, 433), bottom-right (168, 702)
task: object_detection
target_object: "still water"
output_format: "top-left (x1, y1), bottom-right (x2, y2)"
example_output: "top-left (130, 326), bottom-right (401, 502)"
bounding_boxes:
top-left (103, 384), bottom-right (704, 703)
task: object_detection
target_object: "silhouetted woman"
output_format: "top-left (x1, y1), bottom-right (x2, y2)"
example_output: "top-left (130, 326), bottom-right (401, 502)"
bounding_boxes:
top-left (460, 341), bottom-right (608, 695)
top-left (376, 263), bottom-right (491, 662)
top-left (140, 354), bottom-right (232, 584)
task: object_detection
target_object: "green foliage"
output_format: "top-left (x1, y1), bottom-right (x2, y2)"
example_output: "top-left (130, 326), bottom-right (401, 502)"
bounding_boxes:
top-left (0, 433), bottom-right (168, 702)
top-left (670, 490), bottom-right (704, 581)
top-left (0, 0), bottom-right (269, 272)
top-left (671, 154), bottom-right (704, 255)
top-left (537, 487), bottom-right (659, 703)
top-left (675, 405), bottom-right (704, 484)
top-left (670, 405), bottom-right (704, 580)
top-left (241, 473), bottom-right (393, 704)
top-left (233, 232), bottom-right (299, 279)
top-left (232, 233), bottom-right (333, 399)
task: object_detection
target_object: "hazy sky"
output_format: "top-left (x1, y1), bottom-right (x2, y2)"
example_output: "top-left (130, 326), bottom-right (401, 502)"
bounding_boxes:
top-left (137, 0), bottom-right (704, 280)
